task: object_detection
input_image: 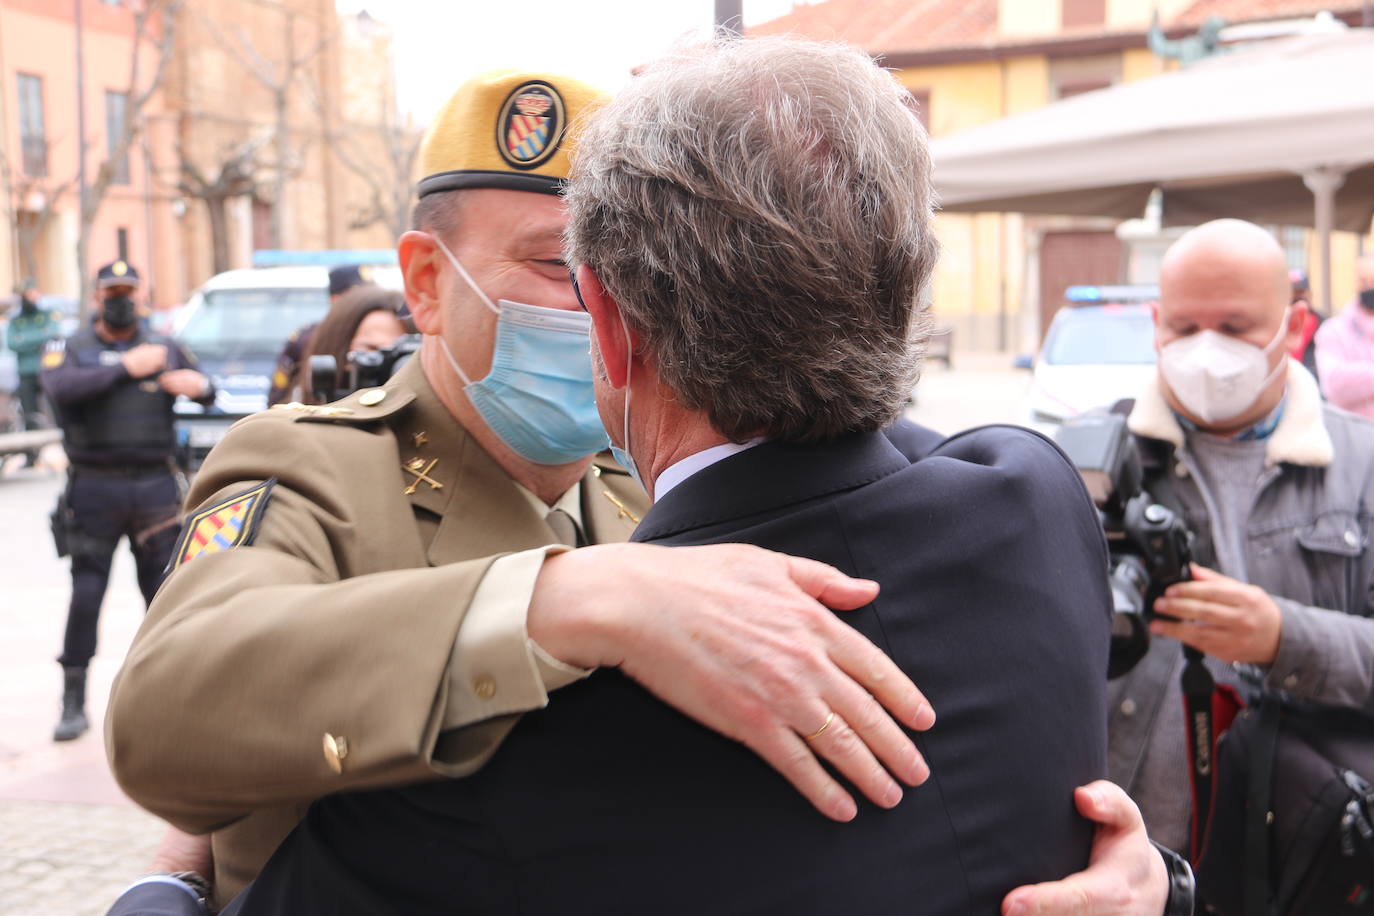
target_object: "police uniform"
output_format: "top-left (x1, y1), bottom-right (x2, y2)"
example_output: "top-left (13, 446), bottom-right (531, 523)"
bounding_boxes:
top-left (5, 286), bottom-right (60, 432)
top-left (103, 71), bottom-right (638, 909)
top-left (42, 261), bottom-right (214, 741)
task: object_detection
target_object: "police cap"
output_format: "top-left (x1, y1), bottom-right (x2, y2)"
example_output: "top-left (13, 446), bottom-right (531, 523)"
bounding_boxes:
top-left (96, 260), bottom-right (141, 289)
top-left (329, 264), bottom-right (370, 297)
top-left (416, 69), bottom-right (609, 199)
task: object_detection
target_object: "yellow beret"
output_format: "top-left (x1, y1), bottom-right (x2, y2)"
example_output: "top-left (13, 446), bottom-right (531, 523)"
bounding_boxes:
top-left (417, 69), bottom-right (609, 198)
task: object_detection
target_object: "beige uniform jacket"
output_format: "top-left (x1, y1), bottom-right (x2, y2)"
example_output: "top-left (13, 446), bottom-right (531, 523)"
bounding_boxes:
top-left (104, 357), bottom-right (645, 904)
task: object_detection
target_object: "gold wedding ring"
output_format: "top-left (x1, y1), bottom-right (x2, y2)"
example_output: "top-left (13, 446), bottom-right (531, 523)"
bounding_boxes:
top-left (803, 711), bottom-right (836, 742)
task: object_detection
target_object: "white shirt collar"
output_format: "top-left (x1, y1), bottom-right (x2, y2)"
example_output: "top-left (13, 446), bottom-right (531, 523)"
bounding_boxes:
top-left (653, 438), bottom-right (765, 503)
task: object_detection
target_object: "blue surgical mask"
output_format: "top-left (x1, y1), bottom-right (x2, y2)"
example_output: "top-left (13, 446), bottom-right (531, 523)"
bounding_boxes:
top-left (607, 306), bottom-right (645, 493)
top-left (432, 235), bottom-right (610, 465)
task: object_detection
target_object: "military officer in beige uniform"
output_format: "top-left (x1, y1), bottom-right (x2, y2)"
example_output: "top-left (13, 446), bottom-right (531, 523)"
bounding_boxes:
top-left (107, 68), bottom-right (1181, 916)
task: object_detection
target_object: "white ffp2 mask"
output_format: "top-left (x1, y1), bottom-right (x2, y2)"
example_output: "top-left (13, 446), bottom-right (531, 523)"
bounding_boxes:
top-left (1158, 310), bottom-right (1289, 425)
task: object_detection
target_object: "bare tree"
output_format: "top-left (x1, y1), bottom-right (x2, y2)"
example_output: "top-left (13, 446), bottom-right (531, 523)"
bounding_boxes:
top-left (338, 122), bottom-right (420, 241)
top-left (312, 78), bottom-right (419, 242)
top-left (175, 136), bottom-right (265, 275)
top-left (198, 7), bottom-right (333, 250)
top-left (78, 0), bottom-right (185, 312)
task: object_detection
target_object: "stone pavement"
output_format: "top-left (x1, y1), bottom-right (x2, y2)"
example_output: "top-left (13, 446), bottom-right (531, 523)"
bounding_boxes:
top-left (1, 449), bottom-right (166, 916)
top-left (0, 801), bottom-right (162, 916)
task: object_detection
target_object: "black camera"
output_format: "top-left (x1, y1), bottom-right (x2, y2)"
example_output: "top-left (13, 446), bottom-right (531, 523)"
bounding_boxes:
top-left (309, 333), bottom-right (421, 403)
top-left (1054, 412), bottom-right (1193, 678)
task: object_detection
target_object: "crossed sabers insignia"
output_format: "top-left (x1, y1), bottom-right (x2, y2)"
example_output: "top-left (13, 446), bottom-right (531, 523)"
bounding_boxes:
top-left (602, 490), bottom-right (640, 524)
top-left (402, 457), bottom-right (443, 495)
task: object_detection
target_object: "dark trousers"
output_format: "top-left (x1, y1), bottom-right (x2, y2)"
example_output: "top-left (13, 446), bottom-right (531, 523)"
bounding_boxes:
top-left (59, 469), bottom-right (181, 669)
top-left (17, 372), bottom-right (45, 428)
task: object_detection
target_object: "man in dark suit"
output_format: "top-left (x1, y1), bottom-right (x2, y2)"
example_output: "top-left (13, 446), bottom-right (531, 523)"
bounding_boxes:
top-left (217, 36), bottom-right (1140, 916)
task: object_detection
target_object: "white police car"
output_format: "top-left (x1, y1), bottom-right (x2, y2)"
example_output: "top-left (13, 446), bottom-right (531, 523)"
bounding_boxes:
top-left (1022, 285), bottom-right (1159, 436)
top-left (172, 252), bottom-right (402, 465)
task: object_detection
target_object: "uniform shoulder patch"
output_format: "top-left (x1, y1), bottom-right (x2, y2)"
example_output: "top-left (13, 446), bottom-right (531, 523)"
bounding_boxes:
top-left (41, 338), bottom-right (66, 369)
top-left (172, 479), bottom-right (277, 570)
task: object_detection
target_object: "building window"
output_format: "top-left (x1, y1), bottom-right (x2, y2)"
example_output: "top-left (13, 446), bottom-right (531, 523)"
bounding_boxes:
top-left (1062, 0), bottom-right (1106, 29)
top-left (908, 88), bottom-right (932, 132)
top-left (105, 90), bottom-right (130, 184)
top-left (117, 227), bottom-right (129, 262)
top-left (17, 73), bottom-right (47, 178)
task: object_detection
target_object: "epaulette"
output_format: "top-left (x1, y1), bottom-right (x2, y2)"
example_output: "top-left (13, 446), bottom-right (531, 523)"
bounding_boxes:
top-left (270, 385), bottom-right (417, 425)
top-left (590, 449), bottom-right (631, 477)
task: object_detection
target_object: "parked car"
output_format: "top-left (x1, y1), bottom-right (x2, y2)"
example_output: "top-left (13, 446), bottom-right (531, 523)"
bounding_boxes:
top-left (171, 261), bottom-right (403, 467)
top-left (1022, 285), bottom-right (1159, 436)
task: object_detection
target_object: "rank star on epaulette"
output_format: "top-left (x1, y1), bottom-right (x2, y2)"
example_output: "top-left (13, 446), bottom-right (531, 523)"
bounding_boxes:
top-left (172, 479), bottom-right (277, 570)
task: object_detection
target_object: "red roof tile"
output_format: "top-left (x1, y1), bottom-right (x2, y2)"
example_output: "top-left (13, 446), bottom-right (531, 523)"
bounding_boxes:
top-left (749, 0), bottom-right (998, 53)
top-left (1173, 0), bottom-right (1367, 27)
top-left (749, 0), bottom-right (1370, 54)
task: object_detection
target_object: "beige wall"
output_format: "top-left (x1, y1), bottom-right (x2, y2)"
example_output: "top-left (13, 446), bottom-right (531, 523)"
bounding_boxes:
top-left (1121, 45), bottom-right (1170, 82)
top-left (999, 0), bottom-right (1195, 35)
top-left (1314, 230), bottom-right (1374, 313)
top-left (999, 0), bottom-right (1060, 37)
top-left (901, 56), bottom-right (1048, 348)
top-left (1107, 0), bottom-right (1193, 29)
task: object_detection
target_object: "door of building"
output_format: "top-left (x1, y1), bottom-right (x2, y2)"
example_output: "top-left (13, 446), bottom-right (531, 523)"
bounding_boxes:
top-left (1038, 229), bottom-right (1124, 341)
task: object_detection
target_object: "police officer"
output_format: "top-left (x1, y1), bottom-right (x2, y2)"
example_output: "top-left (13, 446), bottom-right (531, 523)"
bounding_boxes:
top-left (5, 279), bottom-right (60, 443)
top-left (41, 260), bottom-right (214, 741)
top-left (265, 263), bottom-right (369, 406)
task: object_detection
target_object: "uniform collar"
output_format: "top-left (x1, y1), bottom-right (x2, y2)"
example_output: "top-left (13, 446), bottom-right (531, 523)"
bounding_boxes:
top-left (387, 358), bottom-right (553, 564)
top-left (632, 431), bottom-right (908, 543)
top-left (292, 357), bottom-right (643, 559)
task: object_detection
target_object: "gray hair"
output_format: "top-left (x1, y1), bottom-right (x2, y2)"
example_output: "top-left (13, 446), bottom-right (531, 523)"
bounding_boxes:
top-left (565, 36), bottom-right (938, 443)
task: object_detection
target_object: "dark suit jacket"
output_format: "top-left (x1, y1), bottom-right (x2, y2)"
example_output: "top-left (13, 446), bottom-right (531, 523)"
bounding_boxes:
top-left (229, 425), bottom-right (1111, 916)
top-left (106, 880), bottom-right (205, 916)
top-left (883, 416), bottom-right (946, 462)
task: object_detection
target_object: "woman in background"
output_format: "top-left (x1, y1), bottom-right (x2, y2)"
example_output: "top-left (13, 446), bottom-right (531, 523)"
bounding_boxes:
top-left (297, 286), bottom-right (409, 403)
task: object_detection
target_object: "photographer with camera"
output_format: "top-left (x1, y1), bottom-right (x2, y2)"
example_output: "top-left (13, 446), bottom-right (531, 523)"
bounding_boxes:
top-left (1104, 219), bottom-right (1374, 910)
top-left (295, 285), bottom-right (412, 404)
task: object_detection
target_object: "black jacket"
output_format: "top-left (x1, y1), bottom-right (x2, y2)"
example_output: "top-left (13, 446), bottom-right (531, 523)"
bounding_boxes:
top-left (41, 326), bottom-right (213, 465)
top-left (230, 425), bottom-right (1111, 915)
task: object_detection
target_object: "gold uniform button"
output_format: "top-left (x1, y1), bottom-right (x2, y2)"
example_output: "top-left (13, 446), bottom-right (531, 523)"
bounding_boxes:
top-left (322, 733), bottom-right (349, 774)
top-left (358, 389), bottom-right (387, 406)
top-left (473, 675), bottom-right (497, 700)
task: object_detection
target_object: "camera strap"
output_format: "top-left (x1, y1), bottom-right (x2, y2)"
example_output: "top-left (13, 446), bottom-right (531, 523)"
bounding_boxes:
top-left (1182, 644), bottom-right (1247, 865)
top-left (1182, 645), bottom-right (1217, 861)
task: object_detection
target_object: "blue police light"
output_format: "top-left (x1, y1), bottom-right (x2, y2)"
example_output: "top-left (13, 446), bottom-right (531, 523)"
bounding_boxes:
top-left (252, 249), bottom-right (398, 268)
top-left (1064, 284), bottom-right (1159, 305)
